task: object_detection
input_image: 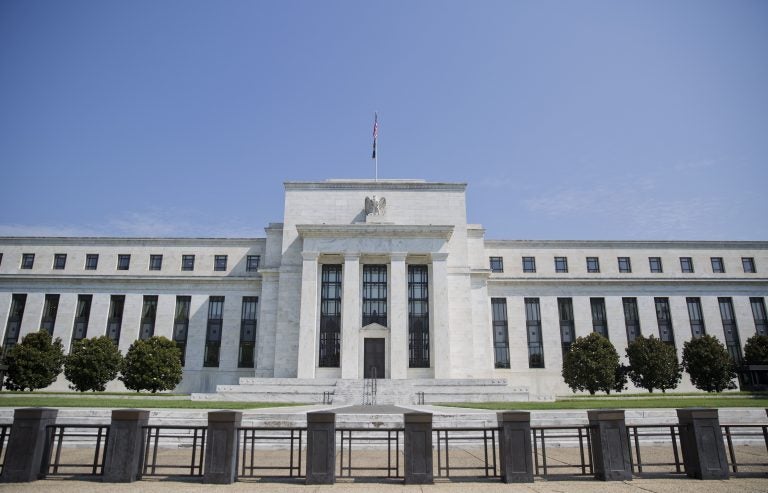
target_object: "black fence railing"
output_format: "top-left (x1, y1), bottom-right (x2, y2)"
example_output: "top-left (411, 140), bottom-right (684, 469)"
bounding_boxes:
top-left (44, 424), bottom-right (109, 477)
top-left (140, 425), bottom-right (206, 478)
top-left (338, 428), bottom-right (402, 479)
top-left (626, 424), bottom-right (683, 475)
top-left (531, 425), bottom-right (593, 477)
top-left (0, 424), bottom-right (9, 476)
top-left (237, 427), bottom-right (304, 479)
top-left (435, 427), bottom-right (499, 478)
top-left (721, 424), bottom-right (768, 474)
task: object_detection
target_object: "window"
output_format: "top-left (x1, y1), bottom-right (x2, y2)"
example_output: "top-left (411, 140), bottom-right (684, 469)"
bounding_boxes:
top-left (204, 296), bottom-right (224, 367)
top-left (117, 254), bottom-right (130, 270)
top-left (618, 257), bottom-right (632, 273)
top-left (214, 255), bottom-right (228, 272)
top-left (743, 257), bottom-right (756, 273)
top-left (558, 298), bottom-right (575, 358)
top-left (246, 255), bottom-right (261, 272)
top-left (21, 253), bottom-right (34, 269)
top-left (711, 257), bottom-right (725, 273)
top-left (408, 265), bottom-right (430, 368)
top-left (718, 297), bottom-right (742, 365)
top-left (680, 257), bottom-right (694, 273)
top-left (590, 298), bottom-right (609, 339)
top-left (149, 255), bottom-right (163, 271)
top-left (623, 297), bottom-right (641, 343)
top-left (687, 297), bottom-right (706, 338)
top-left (0, 253), bottom-right (3, 266)
top-left (181, 255), bottom-right (195, 271)
top-left (53, 254), bottom-right (67, 270)
top-left (522, 257), bottom-right (536, 273)
top-left (319, 265), bottom-right (342, 367)
top-left (173, 296), bottom-right (191, 366)
top-left (41, 294), bottom-right (60, 335)
top-left (139, 296), bottom-right (158, 340)
top-left (586, 257), bottom-right (600, 273)
top-left (85, 254), bottom-right (99, 270)
top-left (649, 257), bottom-right (663, 273)
top-left (489, 257), bottom-right (503, 273)
top-left (4, 294), bottom-right (27, 348)
top-left (554, 257), bottom-right (568, 273)
top-left (491, 298), bottom-right (510, 368)
top-left (71, 295), bottom-right (92, 344)
top-left (750, 297), bottom-right (768, 336)
top-left (525, 298), bottom-right (544, 368)
top-left (106, 295), bottom-right (125, 344)
top-left (239, 297), bottom-right (258, 368)
top-left (654, 298), bottom-right (675, 347)
top-left (362, 265), bottom-right (387, 326)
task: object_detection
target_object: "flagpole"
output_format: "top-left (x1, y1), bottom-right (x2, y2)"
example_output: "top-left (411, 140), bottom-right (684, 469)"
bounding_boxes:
top-left (374, 111), bottom-right (378, 181)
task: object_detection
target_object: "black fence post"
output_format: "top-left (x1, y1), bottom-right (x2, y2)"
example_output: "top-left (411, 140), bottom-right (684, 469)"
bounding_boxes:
top-left (306, 411), bottom-right (336, 484)
top-left (587, 409), bottom-right (632, 481)
top-left (203, 411), bottom-right (242, 484)
top-left (676, 408), bottom-right (729, 480)
top-left (102, 409), bottom-right (149, 483)
top-left (497, 411), bottom-right (533, 483)
top-left (0, 407), bottom-right (58, 483)
top-left (404, 412), bottom-right (433, 485)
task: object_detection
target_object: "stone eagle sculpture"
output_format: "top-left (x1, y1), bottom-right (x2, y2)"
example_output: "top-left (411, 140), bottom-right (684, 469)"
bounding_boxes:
top-left (364, 195), bottom-right (386, 216)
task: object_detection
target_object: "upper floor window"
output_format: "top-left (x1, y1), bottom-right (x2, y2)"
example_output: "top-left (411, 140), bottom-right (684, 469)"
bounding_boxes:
top-left (362, 265), bottom-right (387, 327)
top-left (489, 256), bottom-right (503, 273)
top-left (618, 257), bottom-right (632, 273)
top-left (117, 254), bottom-right (130, 270)
top-left (149, 254), bottom-right (163, 271)
top-left (743, 257), bottom-right (756, 273)
top-left (246, 255), bottom-right (261, 272)
top-left (522, 256), bottom-right (536, 273)
top-left (214, 255), bottom-right (228, 271)
top-left (554, 257), bottom-right (568, 273)
top-left (649, 257), bottom-right (663, 273)
top-left (586, 257), bottom-right (600, 273)
top-left (85, 254), bottom-right (98, 270)
top-left (491, 298), bottom-right (510, 368)
top-left (711, 257), bottom-right (725, 273)
top-left (687, 297), bottom-right (706, 338)
top-left (21, 253), bottom-right (35, 269)
top-left (0, 253), bottom-right (3, 266)
top-left (680, 257), bottom-right (694, 273)
top-left (182, 255), bottom-right (195, 271)
top-left (53, 254), bottom-right (67, 270)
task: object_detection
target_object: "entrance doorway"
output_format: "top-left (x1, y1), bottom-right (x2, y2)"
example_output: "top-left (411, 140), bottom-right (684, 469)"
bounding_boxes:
top-left (363, 338), bottom-right (385, 378)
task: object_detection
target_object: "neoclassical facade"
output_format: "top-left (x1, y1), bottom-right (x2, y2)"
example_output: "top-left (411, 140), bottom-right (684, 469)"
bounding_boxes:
top-left (1, 180), bottom-right (767, 397)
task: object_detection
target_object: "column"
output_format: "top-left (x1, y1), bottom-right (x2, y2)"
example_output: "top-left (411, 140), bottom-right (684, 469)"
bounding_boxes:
top-left (341, 253), bottom-right (360, 378)
top-left (297, 252), bottom-right (319, 379)
top-left (390, 253), bottom-right (407, 379)
top-left (431, 253), bottom-right (450, 378)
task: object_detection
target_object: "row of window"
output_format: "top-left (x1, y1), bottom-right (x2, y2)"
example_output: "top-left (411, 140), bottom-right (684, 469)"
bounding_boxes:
top-left (4, 253), bottom-right (261, 273)
top-left (490, 296), bottom-right (768, 369)
top-left (3, 294), bottom-right (259, 369)
top-left (489, 255), bottom-right (757, 274)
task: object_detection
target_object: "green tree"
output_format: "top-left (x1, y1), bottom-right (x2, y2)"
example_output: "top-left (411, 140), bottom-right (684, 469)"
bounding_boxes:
top-left (626, 335), bottom-right (682, 393)
top-left (743, 334), bottom-right (768, 365)
top-left (681, 335), bottom-right (736, 392)
top-left (4, 331), bottom-right (65, 391)
top-left (120, 336), bottom-right (183, 393)
top-left (562, 333), bottom-right (620, 395)
top-left (64, 336), bottom-right (122, 392)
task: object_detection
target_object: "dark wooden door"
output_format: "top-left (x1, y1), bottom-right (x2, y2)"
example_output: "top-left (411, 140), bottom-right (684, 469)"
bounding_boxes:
top-left (364, 338), bottom-right (385, 378)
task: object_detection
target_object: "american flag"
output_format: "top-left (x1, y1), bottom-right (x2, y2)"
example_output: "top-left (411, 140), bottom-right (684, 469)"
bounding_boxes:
top-left (372, 112), bottom-right (378, 159)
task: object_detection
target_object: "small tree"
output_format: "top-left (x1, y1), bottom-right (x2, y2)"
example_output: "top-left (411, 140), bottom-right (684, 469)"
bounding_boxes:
top-left (120, 336), bottom-right (183, 393)
top-left (744, 334), bottom-right (768, 365)
top-left (64, 336), bottom-right (122, 392)
top-left (682, 335), bottom-right (736, 392)
top-left (562, 333), bottom-right (620, 395)
top-left (4, 331), bottom-right (65, 391)
top-left (626, 335), bottom-right (682, 393)
top-left (612, 364), bottom-right (630, 394)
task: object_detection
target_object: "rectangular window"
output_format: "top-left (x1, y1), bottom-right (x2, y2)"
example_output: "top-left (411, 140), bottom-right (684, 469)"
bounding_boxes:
top-left (85, 254), bottom-right (99, 270)
top-left (590, 298), bottom-right (609, 339)
top-left (522, 257), bottom-right (536, 273)
top-left (21, 253), bottom-right (34, 269)
top-left (0, 253), bottom-right (3, 266)
top-left (750, 297), bottom-right (768, 336)
top-left (554, 257), bottom-right (568, 273)
top-left (687, 297), bottom-right (706, 338)
top-left (623, 297), bottom-right (641, 344)
top-left (654, 297), bottom-right (676, 347)
top-left (106, 295), bottom-right (125, 344)
top-left (204, 296), bottom-right (224, 367)
top-left (489, 257), bottom-right (503, 273)
top-left (239, 297), bottom-right (258, 368)
top-left (149, 255), bottom-right (163, 271)
top-left (246, 255), bottom-right (261, 272)
top-left (214, 255), bottom-right (228, 272)
top-left (525, 298), bottom-right (544, 368)
top-left (182, 255), bottom-right (195, 271)
top-left (53, 254), bottom-right (67, 270)
top-left (71, 295), bottom-right (92, 344)
top-left (173, 296), bottom-right (191, 366)
top-left (362, 265), bottom-right (387, 326)
top-left (586, 257), bottom-right (600, 273)
top-left (408, 265), bottom-right (430, 368)
top-left (139, 295), bottom-right (158, 340)
top-left (319, 265), bottom-right (342, 368)
top-left (491, 298), bottom-right (510, 368)
top-left (41, 294), bottom-right (60, 335)
top-left (558, 298), bottom-right (575, 359)
top-left (743, 257), bottom-right (756, 273)
top-left (4, 294), bottom-right (27, 348)
top-left (618, 257), bottom-right (632, 273)
top-left (711, 257), bottom-right (725, 273)
top-left (718, 297), bottom-right (742, 365)
top-left (117, 254), bottom-right (130, 270)
top-left (680, 257), bottom-right (694, 273)
top-left (649, 257), bottom-right (663, 273)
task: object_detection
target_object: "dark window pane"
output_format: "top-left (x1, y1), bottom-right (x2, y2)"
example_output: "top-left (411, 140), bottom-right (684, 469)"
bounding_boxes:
top-left (618, 257), bottom-right (632, 273)
top-left (41, 294), bottom-right (60, 335)
top-left (491, 298), bottom-right (510, 368)
top-left (149, 255), bottom-right (163, 271)
top-left (182, 255), bottom-right (195, 271)
top-left (53, 254), bottom-right (66, 270)
top-left (555, 257), bottom-right (568, 273)
top-left (117, 254), bottom-right (130, 270)
top-left (680, 257), bottom-right (694, 273)
top-left (215, 255), bottom-right (228, 271)
top-left (654, 297), bottom-right (676, 347)
top-left (320, 265), bottom-right (342, 367)
top-left (586, 257), bottom-right (600, 273)
top-left (363, 265), bottom-right (387, 326)
top-left (21, 254), bottom-right (35, 269)
top-left (743, 257), bottom-right (756, 273)
top-left (687, 297), bottom-right (706, 338)
top-left (649, 257), bottom-right (663, 273)
top-left (623, 297), bottom-right (641, 343)
top-left (711, 257), bottom-right (725, 273)
top-left (525, 298), bottom-right (544, 368)
top-left (489, 257), bottom-right (503, 273)
top-left (85, 254), bottom-right (99, 270)
top-left (591, 298), bottom-right (609, 339)
top-left (246, 255), bottom-right (261, 272)
top-left (408, 265), bottom-right (430, 368)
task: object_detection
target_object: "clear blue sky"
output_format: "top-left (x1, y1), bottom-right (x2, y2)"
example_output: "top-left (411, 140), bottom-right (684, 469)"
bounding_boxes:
top-left (1, 1), bottom-right (766, 240)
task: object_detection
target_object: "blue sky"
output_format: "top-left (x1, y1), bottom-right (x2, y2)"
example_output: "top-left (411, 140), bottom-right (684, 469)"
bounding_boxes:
top-left (1, 1), bottom-right (766, 240)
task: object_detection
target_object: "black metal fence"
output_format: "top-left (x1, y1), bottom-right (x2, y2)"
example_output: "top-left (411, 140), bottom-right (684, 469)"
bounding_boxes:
top-left (722, 424), bottom-right (768, 474)
top-left (237, 427), bottom-right (303, 479)
top-left (44, 424), bottom-right (109, 477)
top-left (140, 425), bottom-right (206, 478)
top-left (532, 425), bottom-right (593, 477)
top-left (338, 428), bottom-right (402, 478)
top-left (0, 424), bottom-right (9, 476)
top-left (435, 427), bottom-right (499, 478)
top-left (626, 424), bottom-right (683, 475)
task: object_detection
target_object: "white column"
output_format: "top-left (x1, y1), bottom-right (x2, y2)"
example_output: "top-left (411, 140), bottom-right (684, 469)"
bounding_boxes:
top-left (19, 292), bottom-right (44, 338)
top-left (341, 253), bottom-right (360, 378)
top-left (296, 252), bottom-right (319, 379)
top-left (389, 253), bottom-right (407, 379)
top-left (431, 253), bottom-right (451, 378)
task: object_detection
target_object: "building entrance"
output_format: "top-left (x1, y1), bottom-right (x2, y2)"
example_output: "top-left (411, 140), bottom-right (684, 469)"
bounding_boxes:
top-left (363, 338), bottom-right (385, 378)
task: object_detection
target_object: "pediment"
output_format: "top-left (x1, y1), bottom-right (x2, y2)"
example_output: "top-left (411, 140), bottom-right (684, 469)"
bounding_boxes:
top-left (362, 322), bottom-right (388, 331)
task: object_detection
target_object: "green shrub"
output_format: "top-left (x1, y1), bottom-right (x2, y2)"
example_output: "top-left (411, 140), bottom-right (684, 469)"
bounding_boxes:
top-left (743, 334), bottom-right (768, 365)
top-left (681, 335), bottom-right (736, 392)
top-left (120, 336), bottom-right (182, 393)
top-left (4, 331), bottom-right (65, 391)
top-left (64, 336), bottom-right (122, 392)
top-left (562, 333), bottom-right (620, 395)
top-left (626, 335), bottom-right (682, 393)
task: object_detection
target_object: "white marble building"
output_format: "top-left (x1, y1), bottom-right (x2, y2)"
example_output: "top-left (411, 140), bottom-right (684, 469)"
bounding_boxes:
top-left (1, 179), bottom-right (767, 398)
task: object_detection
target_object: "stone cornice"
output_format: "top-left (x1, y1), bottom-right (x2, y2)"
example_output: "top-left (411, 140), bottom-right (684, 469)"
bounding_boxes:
top-left (488, 277), bottom-right (768, 286)
top-left (0, 274), bottom-right (262, 285)
top-left (484, 239), bottom-right (768, 250)
top-left (0, 237), bottom-right (266, 247)
top-left (296, 224), bottom-right (454, 240)
top-left (285, 180), bottom-right (466, 192)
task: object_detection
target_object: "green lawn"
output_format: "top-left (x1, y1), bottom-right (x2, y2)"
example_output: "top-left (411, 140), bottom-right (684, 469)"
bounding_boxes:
top-left (0, 395), bottom-right (303, 409)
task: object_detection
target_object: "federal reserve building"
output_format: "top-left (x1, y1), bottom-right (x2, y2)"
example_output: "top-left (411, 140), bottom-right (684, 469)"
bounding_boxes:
top-left (1, 179), bottom-right (767, 401)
